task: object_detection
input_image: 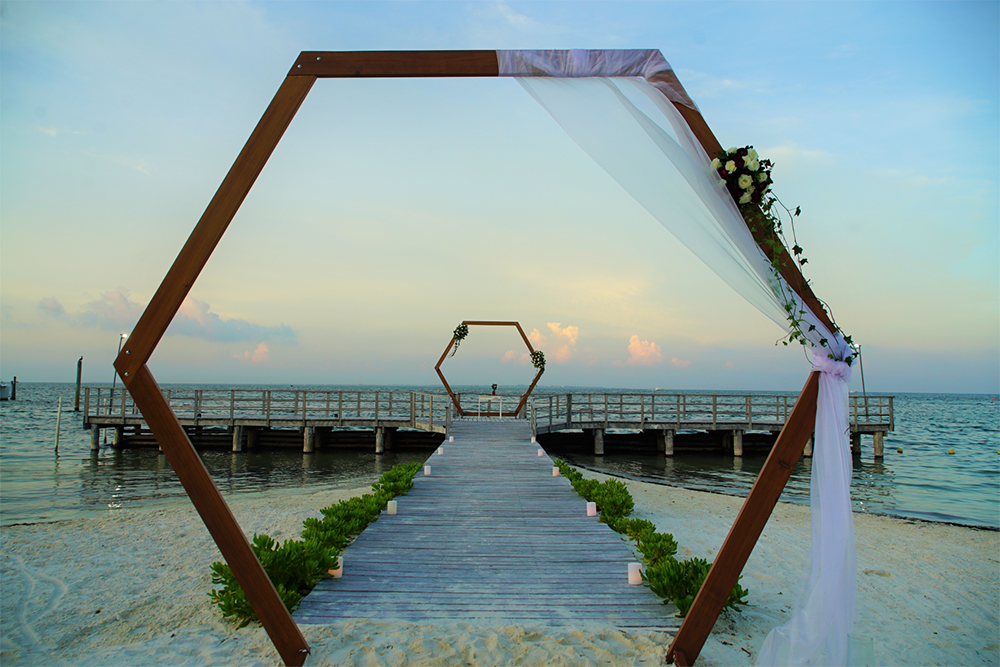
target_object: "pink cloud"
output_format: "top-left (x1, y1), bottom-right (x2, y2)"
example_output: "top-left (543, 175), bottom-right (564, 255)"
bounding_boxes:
top-left (626, 335), bottom-right (664, 366)
top-left (671, 357), bottom-right (691, 369)
top-left (528, 322), bottom-right (580, 364)
top-left (501, 350), bottom-right (529, 364)
top-left (234, 342), bottom-right (270, 363)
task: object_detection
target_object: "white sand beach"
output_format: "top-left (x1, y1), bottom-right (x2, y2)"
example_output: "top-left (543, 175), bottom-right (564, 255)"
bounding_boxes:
top-left (2, 472), bottom-right (997, 666)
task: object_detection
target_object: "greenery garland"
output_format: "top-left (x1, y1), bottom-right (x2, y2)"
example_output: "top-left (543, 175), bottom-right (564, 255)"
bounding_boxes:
top-left (450, 323), bottom-right (469, 357)
top-left (714, 146), bottom-right (857, 365)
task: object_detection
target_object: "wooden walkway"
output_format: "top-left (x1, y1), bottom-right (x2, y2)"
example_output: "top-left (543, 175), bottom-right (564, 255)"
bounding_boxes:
top-left (293, 419), bottom-right (678, 629)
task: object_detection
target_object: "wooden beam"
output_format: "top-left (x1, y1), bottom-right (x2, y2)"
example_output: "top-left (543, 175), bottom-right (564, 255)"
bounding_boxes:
top-left (666, 371), bottom-right (820, 665)
top-left (114, 74), bottom-right (315, 384)
top-left (289, 50), bottom-right (500, 78)
top-left (125, 365), bottom-right (309, 666)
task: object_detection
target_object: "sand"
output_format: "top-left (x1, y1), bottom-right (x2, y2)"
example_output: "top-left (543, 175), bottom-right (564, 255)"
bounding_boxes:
top-left (1, 473), bottom-right (997, 666)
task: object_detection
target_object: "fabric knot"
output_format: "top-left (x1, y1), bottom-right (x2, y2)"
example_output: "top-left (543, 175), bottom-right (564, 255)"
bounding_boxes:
top-left (812, 352), bottom-right (852, 382)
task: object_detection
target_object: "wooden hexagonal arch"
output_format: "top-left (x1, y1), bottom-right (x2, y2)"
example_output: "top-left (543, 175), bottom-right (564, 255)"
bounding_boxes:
top-left (434, 320), bottom-right (544, 417)
top-left (113, 51), bottom-right (836, 667)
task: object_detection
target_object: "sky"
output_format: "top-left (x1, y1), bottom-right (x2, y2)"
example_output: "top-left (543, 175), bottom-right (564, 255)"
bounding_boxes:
top-left (1, 1), bottom-right (997, 394)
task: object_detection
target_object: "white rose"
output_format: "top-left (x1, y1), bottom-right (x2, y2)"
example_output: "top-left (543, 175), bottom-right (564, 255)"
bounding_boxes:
top-left (738, 174), bottom-right (753, 189)
top-left (739, 191), bottom-right (752, 204)
top-left (758, 172), bottom-right (768, 182)
top-left (748, 148), bottom-right (759, 160)
top-left (727, 147), bottom-right (738, 154)
top-left (748, 159), bottom-right (760, 171)
top-left (711, 158), bottom-right (722, 169)
top-left (725, 160), bottom-right (737, 173)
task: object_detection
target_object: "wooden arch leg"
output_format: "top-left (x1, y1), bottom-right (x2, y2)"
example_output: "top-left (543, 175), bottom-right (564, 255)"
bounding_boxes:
top-left (666, 371), bottom-right (820, 665)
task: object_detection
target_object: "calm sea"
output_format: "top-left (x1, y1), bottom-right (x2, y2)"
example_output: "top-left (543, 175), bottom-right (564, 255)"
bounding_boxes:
top-left (1, 383), bottom-right (997, 529)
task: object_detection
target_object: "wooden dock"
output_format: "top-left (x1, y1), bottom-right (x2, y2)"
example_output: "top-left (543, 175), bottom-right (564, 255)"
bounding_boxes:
top-left (293, 419), bottom-right (678, 629)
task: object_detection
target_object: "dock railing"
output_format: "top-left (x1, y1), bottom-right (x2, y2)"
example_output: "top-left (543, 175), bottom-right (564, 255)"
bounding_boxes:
top-left (83, 387), bottom-right (452, 433)
top-left (530, 392), bottom-right (893, 433)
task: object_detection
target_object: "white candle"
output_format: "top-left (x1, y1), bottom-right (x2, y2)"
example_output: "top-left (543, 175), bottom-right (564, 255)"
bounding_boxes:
top-left (387, 500), bottom-right (397, 515)
top-left (531, 436), bottom-right (536, 444)
top-left (628, 563), bottom-right (642, 585)
top-left (552, 466), bottom-right (559, 476)
top-left (449, 436), bottom-right (454, 443)
top-left (329, 556), bottom-right (343, 579)
top-left (424, 465), bottom-right (431, 476)
top-left (587, 502), bottom-right (597, 517)
top-left (537, 448), bottom-right (544, 457)
top-left (436, 447), bottom-right (443, 455)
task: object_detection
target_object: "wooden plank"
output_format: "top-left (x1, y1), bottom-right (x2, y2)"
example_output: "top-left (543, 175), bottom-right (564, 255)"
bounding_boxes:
top-left (289, 50), bottom-right (500, 78)
top-left (114, 74), bottom-right (315, 383)
top-left (666, 371), bottom-right (820, 665)
top-left (294, 420), bottom-right (674, 629)
top-left (125, 365), bottom-right (309, 666)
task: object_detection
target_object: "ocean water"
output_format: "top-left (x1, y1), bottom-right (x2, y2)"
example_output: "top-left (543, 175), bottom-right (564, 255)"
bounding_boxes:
top-left (1, 383), bottom-right (997, 529)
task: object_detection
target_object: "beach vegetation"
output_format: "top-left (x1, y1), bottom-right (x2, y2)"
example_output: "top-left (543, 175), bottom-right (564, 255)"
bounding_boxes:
top-left (554, 459), bottom-right (749, 618)
top-left (208, 461), bottom-right (422, 627)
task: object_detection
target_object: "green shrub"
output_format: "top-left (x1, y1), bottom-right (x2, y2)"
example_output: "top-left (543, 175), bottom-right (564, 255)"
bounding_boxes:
top-left (209, 462), bottom-right (421, 626)
top-left (635, 531), bottom-right (678, 566)
top-left (553, 459), bottom-right (749, 617)
top-left (643, 556), bottom-right (748, 617)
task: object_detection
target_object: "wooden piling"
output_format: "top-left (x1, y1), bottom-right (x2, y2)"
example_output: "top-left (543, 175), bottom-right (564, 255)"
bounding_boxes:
top-left (90, 427), bottom-right (100, 451)
top-left (247, 428), bottom-right (258, 450)
top-left (660, 429), bottom-right (675, 456)
top-left (375, 427), bottom-right (386, 454)
top-left (592, 428), bottom-right (605, 456)
top-left (74, 357), bottom-right (83, 411)
top-left (804, 433), bottom-right (814, 457)
top-left (873, 431), bottom-right (884, 459)
top-left (732, 430), bottom-right (744, 457)
top-left (851, 431), bottom-right (862, 455)
top-left (232, 425), bottom-right (244, 452)
top-left (303, 426), bottom-right (316, 453)
top-left (113, 426), bottom-right (124, 449)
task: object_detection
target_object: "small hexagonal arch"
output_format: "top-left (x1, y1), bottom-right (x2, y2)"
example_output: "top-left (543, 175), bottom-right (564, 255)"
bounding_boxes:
top-left (434, 320), bottom-right (544, 417)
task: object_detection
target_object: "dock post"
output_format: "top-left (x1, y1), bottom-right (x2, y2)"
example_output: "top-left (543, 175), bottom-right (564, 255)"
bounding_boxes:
top-left (375, 427), bottom-right (386, 455)
top-left (851, 431), bottom-right (861, 455)
top-left (733, 430), bottom-right (744, 457)
top-left (232, 425), bottom-right (244, 452)
top-left (112, 426), bottom-right (124, 449)
top-left (803, 433), bottom-right (814, 457)
top-left (592, 428), bottom-right (605, 456)
top-left (90, 427), bottom-right (100, 451)
top-left (247, 428), bottom-right (258, 450)
top-left (873, 431), bottom-right (884, 459)
top-left (303, 426), bottom-right (316, 453)
top-left (658, 429), bottom-right (675, 456)
top-left (74, 357), bottom-right (83, 411)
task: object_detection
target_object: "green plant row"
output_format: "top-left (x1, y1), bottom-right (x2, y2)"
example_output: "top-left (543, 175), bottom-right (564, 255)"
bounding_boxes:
top-left (553, 459), bottom-right (748, 617)
top-left (208, 461), bottom-right (422, 627)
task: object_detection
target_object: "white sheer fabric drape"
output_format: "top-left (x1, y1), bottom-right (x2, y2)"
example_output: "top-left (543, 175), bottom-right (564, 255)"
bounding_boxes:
top-left (499, 49), bottom-right (856, 666)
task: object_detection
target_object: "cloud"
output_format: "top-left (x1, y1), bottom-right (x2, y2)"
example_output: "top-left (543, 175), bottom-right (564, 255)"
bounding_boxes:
top-left (671, 357), bottom-right (691, 369)
top-left (80, 290), bottom-right (144, 331)
top-left (626, 335), bottom-right (663, 367)
top-left (76, 291), bottom-right (296, 343)
top-left (501, 350), bottom-right (528, 365)
top-left (38, 297), bottom-right (66, 318)
top-left (171, 297), bottom-right (297, 343)
top-left (528, 322), bottom-right (579, 364)
top-left (234, 342), bottom-right (269, 364)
